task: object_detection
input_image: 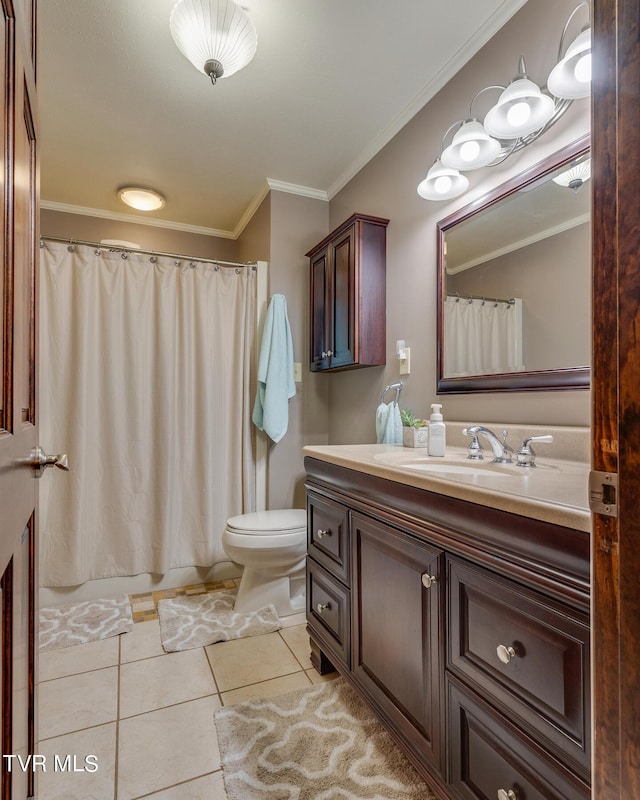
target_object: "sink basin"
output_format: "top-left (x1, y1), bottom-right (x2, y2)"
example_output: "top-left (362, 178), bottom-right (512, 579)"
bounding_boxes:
top-left (373, 451), bottom-right (521, 479)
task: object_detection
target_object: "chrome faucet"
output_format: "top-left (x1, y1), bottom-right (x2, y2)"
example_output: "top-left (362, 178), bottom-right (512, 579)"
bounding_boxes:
top-left (463, 426), bottom-right (513, 464)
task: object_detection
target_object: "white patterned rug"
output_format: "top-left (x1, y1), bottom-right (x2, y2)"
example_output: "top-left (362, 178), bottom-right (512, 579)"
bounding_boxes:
top-left (157, 590), bottom-right (281, 652)
top-left (39, 594), bottom-right (133, 653)
top-left (214, 678), bottom-right (439, 800)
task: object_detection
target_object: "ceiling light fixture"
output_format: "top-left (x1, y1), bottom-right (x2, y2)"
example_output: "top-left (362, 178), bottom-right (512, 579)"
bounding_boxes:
top-left (552, 157), bottom-right (591, 190)
top-left (418, 2), bottom-right (591, 202)
top-left (117, 186), bottom-right (166, 212)
top-left (169, 0), bottom-right (257, 86)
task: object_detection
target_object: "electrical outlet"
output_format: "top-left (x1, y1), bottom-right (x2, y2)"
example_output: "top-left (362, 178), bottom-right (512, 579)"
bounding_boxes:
top-left (293, 362), bottom-right (302, 383)
top-left (399, 347), bottom-right (411, 375)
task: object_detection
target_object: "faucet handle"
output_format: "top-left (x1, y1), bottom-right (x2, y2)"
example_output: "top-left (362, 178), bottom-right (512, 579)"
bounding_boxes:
top-left (465, 433), bottom-right (484, 460)
top-left (516, 434), bottom-right (553, 468)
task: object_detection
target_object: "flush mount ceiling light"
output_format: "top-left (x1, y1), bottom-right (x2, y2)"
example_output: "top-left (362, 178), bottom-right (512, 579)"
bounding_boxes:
top-left (170, 0), bottom-right (257, 85)
top-left (552, 157), bottom-right (591, 189)
top-left (417, 2), bottom-right (591, 202)
top-left (117, 186), bottom-right (166, 212)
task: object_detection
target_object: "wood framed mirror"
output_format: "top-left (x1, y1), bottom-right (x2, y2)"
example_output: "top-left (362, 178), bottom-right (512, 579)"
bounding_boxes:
top-left (437, 134), bottom-right (591, 394)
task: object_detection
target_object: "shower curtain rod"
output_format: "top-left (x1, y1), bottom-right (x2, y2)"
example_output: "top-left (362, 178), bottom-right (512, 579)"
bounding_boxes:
top-left (449, 291), bottom-right (516, 305)
top-left (39, 235), bottom-right (257, 269)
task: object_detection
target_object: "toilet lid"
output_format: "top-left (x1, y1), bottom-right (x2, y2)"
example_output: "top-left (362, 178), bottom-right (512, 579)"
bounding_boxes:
top-left (226, 509), bottom-right (307, 535)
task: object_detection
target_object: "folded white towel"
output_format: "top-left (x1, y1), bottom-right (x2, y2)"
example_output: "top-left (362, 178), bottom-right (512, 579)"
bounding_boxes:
top-left (252, 294), bottom-right (296, 443)
top-left (376, 400), bottom-right (402, 444)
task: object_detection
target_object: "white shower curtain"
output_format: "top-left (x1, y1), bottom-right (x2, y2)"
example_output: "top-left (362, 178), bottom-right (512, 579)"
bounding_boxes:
top-left (39, 241), bottom-right (256, 586)
top-left (443, 295), bottom-right (524, 377)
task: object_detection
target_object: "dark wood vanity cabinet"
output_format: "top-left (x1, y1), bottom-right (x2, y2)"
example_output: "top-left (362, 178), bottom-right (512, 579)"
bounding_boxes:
top-left (306, 213), bottom-right (388, 372)
top-left (305, 457), bottom-right (591, 800)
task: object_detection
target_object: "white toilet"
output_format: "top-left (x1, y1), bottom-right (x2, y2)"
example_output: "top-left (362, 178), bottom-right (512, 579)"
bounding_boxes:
top-left (222, 509), bottom-right (307, 617)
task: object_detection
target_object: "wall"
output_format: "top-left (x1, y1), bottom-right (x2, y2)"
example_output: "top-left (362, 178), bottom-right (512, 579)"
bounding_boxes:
top-left (237, 191), bottom-right (330, 510)
top-left (325, 0), bottom-right (591, 443)
top-left (40, 209), bottom-right (239, 261)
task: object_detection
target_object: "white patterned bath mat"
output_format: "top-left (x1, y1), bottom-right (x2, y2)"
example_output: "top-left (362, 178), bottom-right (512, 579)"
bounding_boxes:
top-left (157, 590), bottom-right (281, 652)
top-left (39, 594), bottom-right (133, 653)
top-left (214, 678), bottom-right (438, 800)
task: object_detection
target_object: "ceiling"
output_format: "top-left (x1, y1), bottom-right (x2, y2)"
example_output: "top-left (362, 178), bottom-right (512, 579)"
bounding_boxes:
top-left (38, 0), bottom-right (527, 239)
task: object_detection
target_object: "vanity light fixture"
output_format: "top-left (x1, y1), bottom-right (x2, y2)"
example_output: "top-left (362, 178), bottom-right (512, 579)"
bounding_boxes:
top-left (117, 186), bottom-right (166, 212)
top-left (418, 2), bottom-right (591, 202)
top-left (169, 0), bottom-right (257, 86)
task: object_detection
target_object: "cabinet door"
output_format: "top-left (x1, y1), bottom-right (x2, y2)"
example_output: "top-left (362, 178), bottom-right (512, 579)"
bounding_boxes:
top-left (328, 225), bottom-right (356, 369)
top-left (351, 512), bottom-right (443, 771)
top-left (309, 248), bottom-right (330, 370)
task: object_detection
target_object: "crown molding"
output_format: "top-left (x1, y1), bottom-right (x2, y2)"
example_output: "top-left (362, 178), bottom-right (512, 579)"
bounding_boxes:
top-left (40, 200), bottom-right (236, 239)
top-left (266, 179), bottom-right (328, 201)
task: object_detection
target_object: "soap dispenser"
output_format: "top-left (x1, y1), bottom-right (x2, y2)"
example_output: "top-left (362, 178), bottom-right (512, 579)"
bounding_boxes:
top-left (428, 403), bottom-right (446, 457)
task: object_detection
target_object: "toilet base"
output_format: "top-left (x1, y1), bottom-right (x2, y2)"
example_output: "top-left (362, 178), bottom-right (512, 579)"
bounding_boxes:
top-left (234, 562), bottom-right (306, 617)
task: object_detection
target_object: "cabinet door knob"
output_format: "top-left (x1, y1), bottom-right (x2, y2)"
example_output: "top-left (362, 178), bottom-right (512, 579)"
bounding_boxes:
top-left (326, 349), bottom-right (333, 357)
top-left (421, 574), bottom-right (437, 589)
top-left (496, 644), bottom-right (517, 664)
top-left (316, 528), bottom-right (331, 539)
top-left (316, 602), bottom-right (330, 614)
top-left (497, 789), bottom-right (517, 800)
top-left (321, 351), bottom-right (327, 358)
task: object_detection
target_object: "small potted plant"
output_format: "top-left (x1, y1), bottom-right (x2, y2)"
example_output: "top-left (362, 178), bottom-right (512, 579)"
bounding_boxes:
top-left (400, 409), bottom-right (429, 448)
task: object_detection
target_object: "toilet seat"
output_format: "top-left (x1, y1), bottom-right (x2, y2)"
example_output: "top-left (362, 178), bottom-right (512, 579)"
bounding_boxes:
top-left (226, 509), bottom-right (306, 536)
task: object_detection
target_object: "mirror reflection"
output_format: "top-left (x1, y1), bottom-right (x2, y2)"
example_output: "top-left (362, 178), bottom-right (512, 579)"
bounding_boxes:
top-left (437, 136), bottom-right (591, 393)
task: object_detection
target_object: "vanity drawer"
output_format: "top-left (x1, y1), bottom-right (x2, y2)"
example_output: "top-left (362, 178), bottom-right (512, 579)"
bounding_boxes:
top-left (306, 559), bottom-right (350, 668)
top-left (447, 556), bottom-right (590, 777)
top-left (448, 678), bottom-right (590, 800)
top-left (307, 492), bottom-right (350, 584)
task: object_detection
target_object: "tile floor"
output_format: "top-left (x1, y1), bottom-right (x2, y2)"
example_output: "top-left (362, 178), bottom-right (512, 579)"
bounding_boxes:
top-left (37, 586), bottom-right (336, 800)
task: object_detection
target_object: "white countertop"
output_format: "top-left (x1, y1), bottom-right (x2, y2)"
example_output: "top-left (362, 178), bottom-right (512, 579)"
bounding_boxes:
top-left (303, 443), bottom-right (591, 533)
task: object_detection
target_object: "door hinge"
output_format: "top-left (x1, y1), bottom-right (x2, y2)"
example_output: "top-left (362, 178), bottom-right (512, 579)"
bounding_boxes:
top-left (589, 470), bottom-right (618, 517)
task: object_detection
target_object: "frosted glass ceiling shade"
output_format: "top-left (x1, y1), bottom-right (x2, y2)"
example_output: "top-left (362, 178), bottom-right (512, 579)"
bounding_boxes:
top-left (417, 160), bottom-right (469, 201)
top-left (552, 157), bottom-right (591, 189)
top-left (117, 186), bottom-right (166, 211)
top-left (548, 27), bottom-right (592, 99)
top-left (170, 0), bottom-right (257, 84)
top-left (441, 119), bottom-right (502, 171)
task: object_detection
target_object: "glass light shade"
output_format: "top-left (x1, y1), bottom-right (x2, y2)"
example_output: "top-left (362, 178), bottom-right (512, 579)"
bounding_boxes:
top-left (117, 187), bottom-right (166, 211)
top-left (441, 119), bottom-right (502, 171)
top-left (170, 0), bottom-right (257, 81)
top-left (417, 160), bottom-right (469, 201)
top-left (552, 158), bottom-right (591, 189)
top-left (484, 77), bottom-right (555, 139)
top-left (547, 27), bottom-right (592, 99)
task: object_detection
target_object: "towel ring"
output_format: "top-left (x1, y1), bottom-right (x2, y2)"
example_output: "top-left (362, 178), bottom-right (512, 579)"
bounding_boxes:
top-left (380, 381), bottom-right (403, 405)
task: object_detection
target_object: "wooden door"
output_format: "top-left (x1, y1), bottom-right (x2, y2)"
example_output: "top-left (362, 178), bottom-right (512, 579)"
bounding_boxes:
top-left (592, 0), bottom-right (640, 797)
top-left (1, 2), bottom-right (39, 798)
top-left (309, 248), bottom-right (330, 371)
top-left (351, 512), bottom-right (443, 772)
top-left (328, 225), bottom-right (356, 369)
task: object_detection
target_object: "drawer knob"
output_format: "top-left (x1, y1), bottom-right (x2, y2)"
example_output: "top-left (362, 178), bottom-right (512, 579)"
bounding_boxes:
top-left (316, 602), bottom-right (331, 614)
top-left (496, 644), bottom-right (517, 664)
top-left (316, 528), bottom-right (332, 539)
top-left (421, 573), bottom-right (437, 589)
top-left (497, 790), bottom-right (517, 800)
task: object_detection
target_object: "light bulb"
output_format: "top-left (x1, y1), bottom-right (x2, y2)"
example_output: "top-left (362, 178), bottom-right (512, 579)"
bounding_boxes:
top-left (459, 140), bottom-right (481, 163)
top-left (507, 101), bottom-right (531, 128)
top-left (434, 175), bottom-right (453, 194)
top-left (574, 53), bottom-right (591, 83)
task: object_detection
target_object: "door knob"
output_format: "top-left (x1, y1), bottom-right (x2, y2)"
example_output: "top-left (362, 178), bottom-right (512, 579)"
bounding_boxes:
top-left (30, 446), bottom-right (70, 478)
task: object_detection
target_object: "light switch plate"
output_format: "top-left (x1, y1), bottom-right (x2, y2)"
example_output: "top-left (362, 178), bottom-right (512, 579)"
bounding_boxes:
top-left (399, 347), bottom-right (410, 375)
top-left (293, 362), bottom-right (302, 383)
